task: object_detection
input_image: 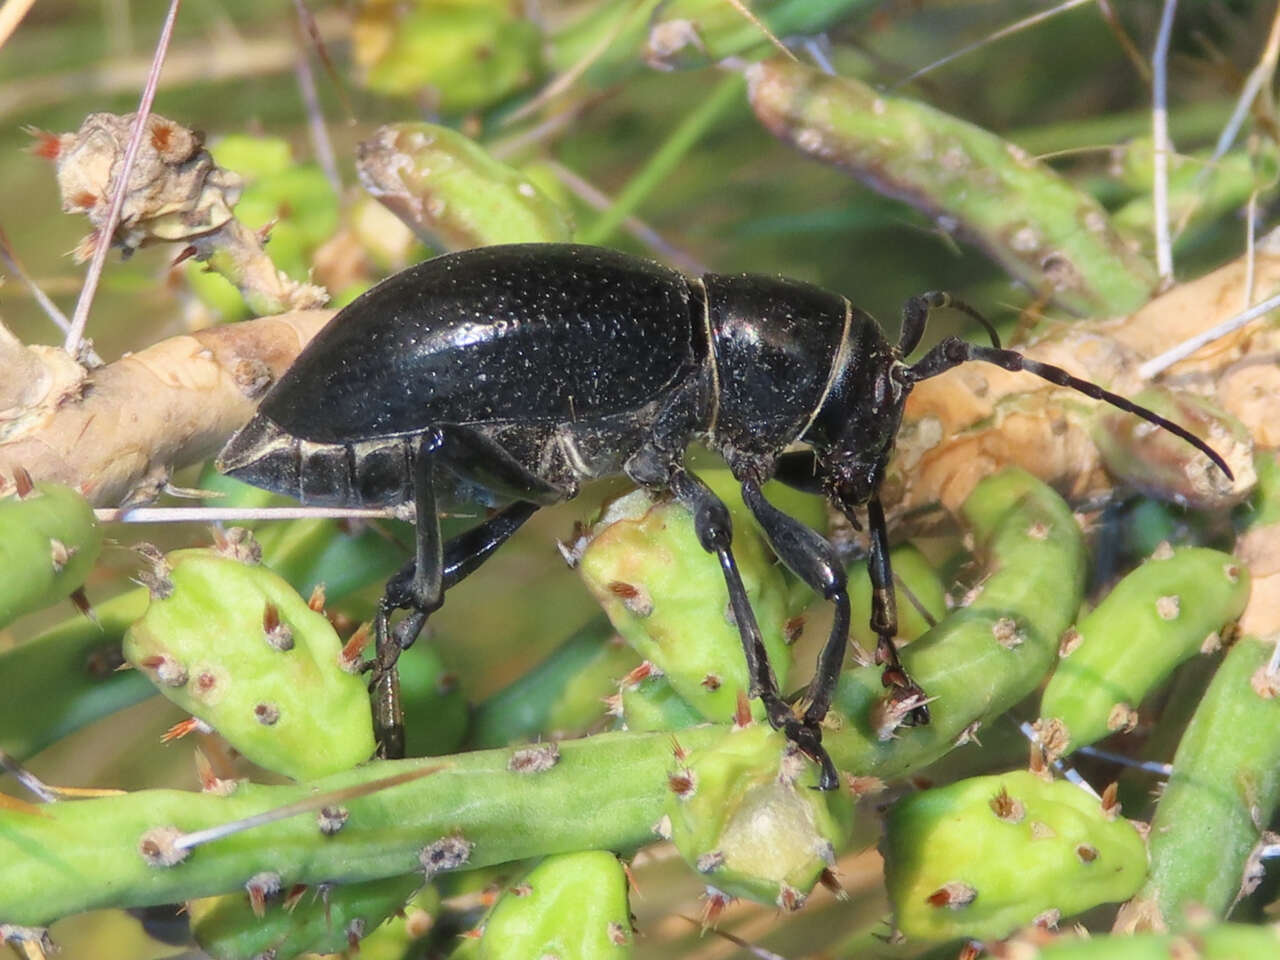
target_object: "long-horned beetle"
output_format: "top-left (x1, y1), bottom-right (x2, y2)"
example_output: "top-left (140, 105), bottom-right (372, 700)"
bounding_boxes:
top-left (218, 243), bottom-right (1232, 788)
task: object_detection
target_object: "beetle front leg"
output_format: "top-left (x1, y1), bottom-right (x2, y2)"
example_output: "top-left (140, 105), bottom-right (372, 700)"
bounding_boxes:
top-left (663, 467), bottom-right (819, 768)
top-left (739, 478), bottom-right (845, 789)
top-left (867, 496), bottom-right (930, 725)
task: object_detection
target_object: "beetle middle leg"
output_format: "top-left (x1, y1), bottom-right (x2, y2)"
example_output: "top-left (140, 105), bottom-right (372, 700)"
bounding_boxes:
top-left (662, 465), bottom-right (842, 785)
top-left (771, 451), bottom-right (931, 728)
top-left (738, 478), bottom-right (847, 789)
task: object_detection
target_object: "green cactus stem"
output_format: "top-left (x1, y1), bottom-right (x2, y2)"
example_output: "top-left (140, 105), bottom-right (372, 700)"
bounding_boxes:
top-left (398, 642), bottom-right (470, 759)
top-left (122, 541), bottom-right (374, 779)
top-left (1038, 546), bottom-right (1250, 756)
top-left (1110, 139), bottom-right (1280, 255)
top-left (470, 618), bottom-right (637, 749)
top-left (662, 722), bottom-right (853, 908)
top-left (355, 123), bottom-right (573, 250)
top-left (186, 135), bottom-right (340, 322)
top-left (884, 770), bottom-right (1147, 941)
top-left (0, 588), bottom-right (151, 761)
top-left (334, 885), bottom-right (439, 960)
top-left (827, 468), bottom-right (1086, 779)
top-left (747, 57), bottom-right (1157, 315)
top-left (198, 466), bottom-right (407, 606)
top-left (0, 727), bottom-right (728, 926)
top-left (462, 851), bottom-right (633, 958)
top-left (576, 478), bottom-right (798, 726)
top-left (617, 663), bottom-right (704, 733)
top-left (1121, 635), bottom-right (1280, 930)
top-left (0, 473), bottom-right (102, 630)
top-left (189, 873), bottom-right (423, 960)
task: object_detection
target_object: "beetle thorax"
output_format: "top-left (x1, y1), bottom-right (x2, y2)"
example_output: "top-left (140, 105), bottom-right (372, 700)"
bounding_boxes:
top-left (700, 272), bottom-right (854, 469)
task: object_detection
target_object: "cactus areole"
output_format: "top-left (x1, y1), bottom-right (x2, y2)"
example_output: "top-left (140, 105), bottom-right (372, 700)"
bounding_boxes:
top-left (217, 242), bottom-right (1232, 786)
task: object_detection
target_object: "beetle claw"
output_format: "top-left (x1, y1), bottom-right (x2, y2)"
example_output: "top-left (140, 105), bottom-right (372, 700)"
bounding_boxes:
top-left (780, 718), bottom-right (840, 791)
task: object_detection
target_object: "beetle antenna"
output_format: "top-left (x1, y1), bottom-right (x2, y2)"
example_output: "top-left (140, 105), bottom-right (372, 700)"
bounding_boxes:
top-left (898, 292), bottom-right (1001, 357)
top-left (907, 337), bottom-right (1235, 481)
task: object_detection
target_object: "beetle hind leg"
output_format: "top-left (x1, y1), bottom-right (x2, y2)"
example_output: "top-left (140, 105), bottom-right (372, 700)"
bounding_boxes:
top-left (370, 497), bottom-right (541, 757)
top-left (370, 430), bottom-right (446, 759)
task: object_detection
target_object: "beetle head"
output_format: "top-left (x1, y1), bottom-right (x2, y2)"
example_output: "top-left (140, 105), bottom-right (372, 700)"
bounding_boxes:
top-left (804, 351), bottom-right (914, 522)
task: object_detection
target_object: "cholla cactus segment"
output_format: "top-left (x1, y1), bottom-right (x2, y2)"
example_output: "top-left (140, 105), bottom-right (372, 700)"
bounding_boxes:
top-left (618, 668), bottom-right (703, 733)
top-left (197, 466), bottom-right (405, 604)
top-left (578, 476), bottom-right (796, 725)
top-left (663, 723), bottom-right (854, 907)
top-left (470, 618), bottom-right (638, 748)
top-left (1110, 138), bottom-right (1280, 256)
top-left (189, 873), bottom-right (422, 960)
top-left (398, 642), bottom-right (469, 758)
top-left (0, 477), bottom-right (102, 629)
top-left (549, 0), bottom-right (878, 87)
top-left (1125, 635), bottom-right (1280, 929)
top-left (474, 851), bottom-right (632, 958)
top-left (747, 57), bottom-right (1156, 316)
top-left (186, 135), bottom-right (340, 323)
top-left (0, 728), bottom-right (726, 926)
top-left (356, 123), bottom-right (573, 251)
top-left (885, 770), bottom-right (1147, 941)
top-left (49, 112), bottom-right (240, 259)
top-left (829, 469), bottom-right (1086, 778)
top-left (1039, 546), bottom-right (1250, 755)
top-left (123, 546), bottom-right (374, 779)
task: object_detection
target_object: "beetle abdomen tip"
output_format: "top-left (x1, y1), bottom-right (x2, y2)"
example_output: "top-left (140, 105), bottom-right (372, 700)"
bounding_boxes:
top-left (216, 416), bottom-right (300, 497)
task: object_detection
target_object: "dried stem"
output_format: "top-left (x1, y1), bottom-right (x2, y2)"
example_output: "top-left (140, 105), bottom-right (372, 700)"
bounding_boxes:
top-left (63, 0), bottom-right (182, 358)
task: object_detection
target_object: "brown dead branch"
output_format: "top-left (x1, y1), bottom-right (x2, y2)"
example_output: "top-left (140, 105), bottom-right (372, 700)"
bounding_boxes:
top-left (884, 242), bottom-right (1280, 522)
top-left (0, 310), bottom-right (331, 505)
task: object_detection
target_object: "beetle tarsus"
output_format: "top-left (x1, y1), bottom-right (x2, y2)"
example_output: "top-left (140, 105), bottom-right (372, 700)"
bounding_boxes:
top-left (783, 718), bottom-right (840, 791)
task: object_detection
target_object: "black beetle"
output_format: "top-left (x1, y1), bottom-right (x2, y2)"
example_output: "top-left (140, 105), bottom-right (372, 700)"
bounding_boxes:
top-left (217, 242), bottom-right (1231, 787)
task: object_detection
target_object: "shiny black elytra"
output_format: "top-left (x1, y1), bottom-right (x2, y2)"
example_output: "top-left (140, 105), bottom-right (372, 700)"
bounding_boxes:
top-left (217, 242), bottom-right (1231, 788)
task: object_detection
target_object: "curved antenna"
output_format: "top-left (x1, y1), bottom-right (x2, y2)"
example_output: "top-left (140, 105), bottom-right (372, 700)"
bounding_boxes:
top-left (898, 291), bottom-right (1002, 356)
top-left (907, 337), bottom-right (1235, 482)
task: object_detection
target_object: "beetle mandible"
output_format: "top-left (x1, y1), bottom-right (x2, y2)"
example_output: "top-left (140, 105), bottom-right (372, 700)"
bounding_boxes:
top-left (217, 242), bottom-right (1232, 788)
